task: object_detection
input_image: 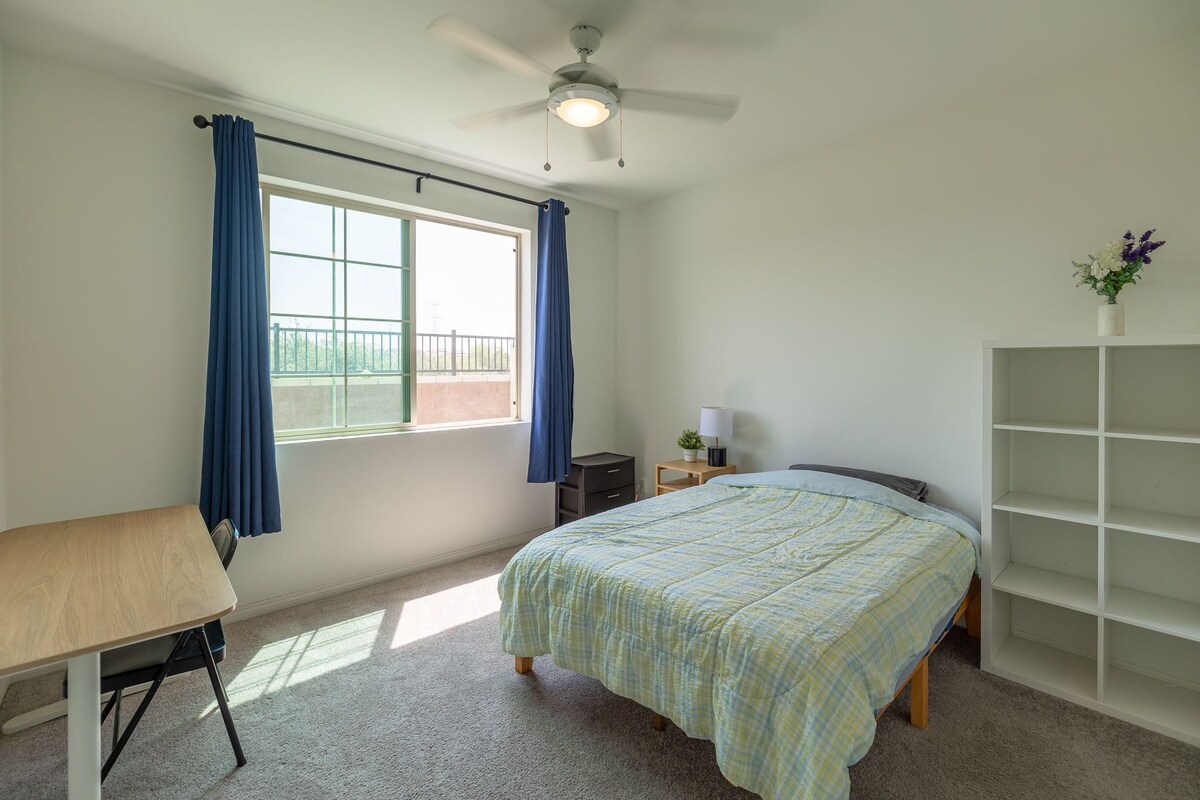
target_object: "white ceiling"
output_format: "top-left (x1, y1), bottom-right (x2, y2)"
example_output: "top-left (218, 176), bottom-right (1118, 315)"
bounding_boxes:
top-left (1, 0), bottom-right (1196, 208)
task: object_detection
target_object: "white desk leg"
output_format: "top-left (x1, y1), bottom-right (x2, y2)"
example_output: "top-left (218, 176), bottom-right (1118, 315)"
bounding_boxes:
top-left (66, 653), bottom-right (101, 800)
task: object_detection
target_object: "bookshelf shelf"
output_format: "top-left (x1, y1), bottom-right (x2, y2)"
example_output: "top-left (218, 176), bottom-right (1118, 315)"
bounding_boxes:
top-left (993, 420), bottom-right (1099, 436)
top-left (993, 492), bottom-right (1097, 525)
top-left (993, 564), bottom-right (1097, 614)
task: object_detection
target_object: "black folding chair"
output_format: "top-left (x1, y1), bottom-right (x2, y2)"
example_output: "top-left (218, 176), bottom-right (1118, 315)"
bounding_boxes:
top-left (64, 518), bottom-right (247, 781)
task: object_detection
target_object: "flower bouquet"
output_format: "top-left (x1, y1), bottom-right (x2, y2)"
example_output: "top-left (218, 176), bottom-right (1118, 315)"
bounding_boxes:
top-left (1073, 229), bottom-right (1165, 335)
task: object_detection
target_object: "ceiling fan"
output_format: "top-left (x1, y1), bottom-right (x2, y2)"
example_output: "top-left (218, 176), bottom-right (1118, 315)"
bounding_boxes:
top-left (426, 14), bottom-right (740, 168)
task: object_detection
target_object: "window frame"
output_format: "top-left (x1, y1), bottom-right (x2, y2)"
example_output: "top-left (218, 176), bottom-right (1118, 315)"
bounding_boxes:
top-left (261, 181), bottom-right (524, 442)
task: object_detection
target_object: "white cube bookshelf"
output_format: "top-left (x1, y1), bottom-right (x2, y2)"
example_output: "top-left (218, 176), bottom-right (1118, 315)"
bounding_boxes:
top-left (983, 335), bottom-right (1200, 746)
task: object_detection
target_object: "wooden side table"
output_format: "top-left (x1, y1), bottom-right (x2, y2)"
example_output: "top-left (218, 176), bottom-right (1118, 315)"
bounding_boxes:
top-left (655, 459), bottom-right (737, 496)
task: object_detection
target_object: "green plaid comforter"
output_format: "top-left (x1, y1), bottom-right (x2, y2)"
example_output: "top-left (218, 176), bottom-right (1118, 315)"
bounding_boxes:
top-left (499, 470), bottom-right (979, 800)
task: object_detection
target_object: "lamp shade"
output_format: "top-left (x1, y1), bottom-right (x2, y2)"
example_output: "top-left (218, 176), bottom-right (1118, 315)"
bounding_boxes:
top-left (699, 407), bottom-right (733, 439)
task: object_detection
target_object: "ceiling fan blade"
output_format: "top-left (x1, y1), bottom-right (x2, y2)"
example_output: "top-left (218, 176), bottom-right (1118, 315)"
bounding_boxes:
top-left (426, 15), bottom-right (556, 83)
top-left (452, 100), bottom-right (547, 131)
top-left (618, 89), bottom-right (740, 122)
top-left (582, 124), bottom-right (618, 162)
top-left (451, 100), bottom-right (544, 130)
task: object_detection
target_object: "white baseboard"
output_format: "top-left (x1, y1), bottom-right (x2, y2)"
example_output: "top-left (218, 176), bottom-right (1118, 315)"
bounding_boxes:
top-left (225, 527), bottom-right (547, 625)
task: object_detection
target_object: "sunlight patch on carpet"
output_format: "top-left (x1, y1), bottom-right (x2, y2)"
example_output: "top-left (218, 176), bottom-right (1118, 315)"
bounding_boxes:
top-left (204, 610), bottom-right (385, 712)
top-left (391, 573), bottom-right (501, 648)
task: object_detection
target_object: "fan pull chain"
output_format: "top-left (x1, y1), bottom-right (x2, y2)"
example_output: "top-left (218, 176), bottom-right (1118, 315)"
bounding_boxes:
top-left (543, 110), bottom-right (552, 172)
top-left (618, 111), bottom-right (625, 168)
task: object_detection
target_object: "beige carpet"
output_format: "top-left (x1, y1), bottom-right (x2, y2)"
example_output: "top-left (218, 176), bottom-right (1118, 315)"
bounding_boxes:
top-left (1, 548), bottom-right (1197, 799)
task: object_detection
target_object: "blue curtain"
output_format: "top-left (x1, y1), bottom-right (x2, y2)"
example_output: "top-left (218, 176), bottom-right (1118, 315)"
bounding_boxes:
top-left (200, 115), bottom-right (282, 537)
top-left (527, 199), bottom-right (574, 483)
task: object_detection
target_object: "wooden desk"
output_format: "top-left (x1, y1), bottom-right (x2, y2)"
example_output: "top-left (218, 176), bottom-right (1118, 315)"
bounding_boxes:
top-left (0, 505), bottom-right (236, 799)
top-left (654, 459), bottom-right (737, 495)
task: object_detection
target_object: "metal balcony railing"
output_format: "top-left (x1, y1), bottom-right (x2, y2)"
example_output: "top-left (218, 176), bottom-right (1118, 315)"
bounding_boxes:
top-left (270, 324), bottom-right (514, 376)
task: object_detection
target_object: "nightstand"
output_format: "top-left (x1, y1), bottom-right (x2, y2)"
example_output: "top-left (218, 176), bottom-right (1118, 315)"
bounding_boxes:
top-left (654, 459), bottom-right (737, 496)
top-left (557, 452), bottom-right (636, 526)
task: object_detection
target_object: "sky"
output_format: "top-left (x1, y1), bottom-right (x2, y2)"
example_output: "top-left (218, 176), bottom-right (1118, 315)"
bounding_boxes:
top-left (267, 194), bottom-right (517, 338)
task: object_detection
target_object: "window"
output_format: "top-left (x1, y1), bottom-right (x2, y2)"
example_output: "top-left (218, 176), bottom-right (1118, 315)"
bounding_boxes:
top-left (263, 185), bottom-right (520, 439)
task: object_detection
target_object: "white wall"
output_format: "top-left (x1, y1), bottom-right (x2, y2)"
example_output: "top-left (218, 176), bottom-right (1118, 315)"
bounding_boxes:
top-left (615, 42), bottom-right (1200, 518)
top-left (0, 40), bottom-right (6, 531)
top-left (0, 49), bottom-right (617, 613)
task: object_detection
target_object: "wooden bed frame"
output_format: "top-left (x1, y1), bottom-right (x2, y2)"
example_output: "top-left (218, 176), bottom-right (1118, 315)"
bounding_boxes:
top-left (513, 576), bottom-right (982, 733)
top-left (871, 575), bottom-right (981, 728)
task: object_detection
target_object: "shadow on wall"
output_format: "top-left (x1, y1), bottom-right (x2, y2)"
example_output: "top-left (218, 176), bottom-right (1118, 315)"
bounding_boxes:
top-left (722, 410), bottom-right (766, 474)
top-left (721, 380), bottom-right (769, 473)
top-left (614, 405), bottom-right (647, 475)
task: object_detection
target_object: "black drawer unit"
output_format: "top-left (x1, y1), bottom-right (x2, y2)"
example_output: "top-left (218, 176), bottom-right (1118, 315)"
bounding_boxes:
top-left (556, 452), bottom-right (636, 527)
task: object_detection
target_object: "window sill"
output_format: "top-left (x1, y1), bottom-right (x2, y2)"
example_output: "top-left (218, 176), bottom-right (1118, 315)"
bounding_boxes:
top-left (274, 418), bottom-right (527, 447)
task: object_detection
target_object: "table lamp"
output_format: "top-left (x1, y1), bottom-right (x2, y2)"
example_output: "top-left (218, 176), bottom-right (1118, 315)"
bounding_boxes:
top-left (699, 407), bottom-right (733, 467)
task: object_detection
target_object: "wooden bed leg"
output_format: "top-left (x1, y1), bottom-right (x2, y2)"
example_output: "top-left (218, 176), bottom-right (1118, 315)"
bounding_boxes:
top-left (514, 656), bottom-right (533, 675)
top-left (910, 657), bottom-right (929, 729)
top-left (966, 576), bottom-right (982, 640)
top-left (653, 714), bottom-right (667, 731)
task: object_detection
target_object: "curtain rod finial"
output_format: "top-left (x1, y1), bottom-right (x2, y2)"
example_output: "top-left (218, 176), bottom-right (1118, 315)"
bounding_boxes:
top-left (193, 115), bottom-right (211, 129)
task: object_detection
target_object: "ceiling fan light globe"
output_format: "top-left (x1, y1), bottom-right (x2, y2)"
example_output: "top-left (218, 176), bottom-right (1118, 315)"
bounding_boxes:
top-left (556, 97), bottom-right (609, 128)
top-left (548, 83), bottom-right (619, 129)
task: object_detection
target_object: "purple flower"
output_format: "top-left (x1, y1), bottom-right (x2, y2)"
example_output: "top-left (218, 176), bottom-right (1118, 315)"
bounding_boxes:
top-left (1119, 230), bottom-right (1167, 265)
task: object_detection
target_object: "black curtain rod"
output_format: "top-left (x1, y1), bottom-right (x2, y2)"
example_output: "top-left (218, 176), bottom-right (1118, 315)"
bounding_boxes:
top-left (192, 116), bottom-right (567, 215)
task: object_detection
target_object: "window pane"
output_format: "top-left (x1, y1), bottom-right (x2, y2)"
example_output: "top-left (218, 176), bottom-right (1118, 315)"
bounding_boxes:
top-left (270, 256), bottom-right (339, 318)
top-left (343, 319), bottom-right (408, 377)
top-left (415, 221), bottom-right (515, 337)
top-left (270, 316), bottom-right (344, 433)
top-left (347, 210), bottom-right (405, 266)
top-left (346, 375), bottom-right (410, 428)
top-left (415, 373), bottom-right (514, 425)
top-left (270, 195), bottom-right (342, 258)
top-left (345, 319), bottom-right (409, 429)
top-left (270, 315), bottom-right (344, 376)
top-left (347, 263), bottom-right (407, 321)
top-left (415, 220), bottom-right (517, 425)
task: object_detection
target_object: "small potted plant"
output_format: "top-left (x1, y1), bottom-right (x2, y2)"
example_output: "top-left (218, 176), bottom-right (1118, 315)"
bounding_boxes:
top-left (1073, 228), bottom-right (1166, 336)
top-left (677, 429), bottom-right (704, 463)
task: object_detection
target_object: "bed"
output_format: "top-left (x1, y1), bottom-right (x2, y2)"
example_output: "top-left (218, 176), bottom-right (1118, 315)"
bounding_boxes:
top-left (499, 469), bottom-right (982, 800)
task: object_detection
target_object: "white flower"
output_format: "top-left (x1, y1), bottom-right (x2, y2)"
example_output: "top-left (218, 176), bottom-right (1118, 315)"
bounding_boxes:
top-left (1092, 240), bottom-right (1127, 276)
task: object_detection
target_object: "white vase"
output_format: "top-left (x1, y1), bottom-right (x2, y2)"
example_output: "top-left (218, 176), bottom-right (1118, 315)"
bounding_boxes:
top-left (682, 449), bottom-right (698, 463)
top-left (1098, 301), bottom-right (1125, 336)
